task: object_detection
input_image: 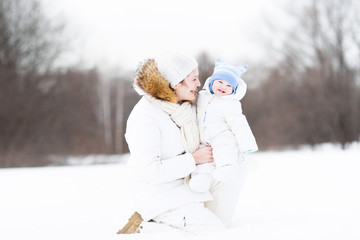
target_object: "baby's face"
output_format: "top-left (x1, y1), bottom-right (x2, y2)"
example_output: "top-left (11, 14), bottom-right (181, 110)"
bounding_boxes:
top-left (212, 79), bottom-right (233, 97)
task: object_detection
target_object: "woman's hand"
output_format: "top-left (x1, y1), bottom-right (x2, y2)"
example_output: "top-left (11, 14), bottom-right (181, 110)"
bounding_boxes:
top-left (192, 146), bottom-right (214, 165)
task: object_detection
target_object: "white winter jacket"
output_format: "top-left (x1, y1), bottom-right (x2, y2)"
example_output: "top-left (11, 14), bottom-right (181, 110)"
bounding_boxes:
top-left (197, 77), bottom-right (258, 154)
top-left (125, 60), bottom-right (212, 221)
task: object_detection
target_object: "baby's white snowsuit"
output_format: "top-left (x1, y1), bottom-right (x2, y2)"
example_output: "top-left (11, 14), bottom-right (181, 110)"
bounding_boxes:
top-left (189, 76), bottom-right (258, 192)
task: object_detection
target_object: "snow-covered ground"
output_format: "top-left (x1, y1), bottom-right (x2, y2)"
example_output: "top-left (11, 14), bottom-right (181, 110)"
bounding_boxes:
top-left (1, 143), bottom-right (359, 240)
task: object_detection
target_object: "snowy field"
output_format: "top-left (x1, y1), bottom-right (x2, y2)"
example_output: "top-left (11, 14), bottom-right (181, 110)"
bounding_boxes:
top-left (1, 143), bottom-right (359, 240)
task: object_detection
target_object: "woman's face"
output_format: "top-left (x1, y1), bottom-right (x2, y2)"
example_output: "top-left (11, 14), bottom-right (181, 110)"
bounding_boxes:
top-left (174, 68), bottom-right (201, 102)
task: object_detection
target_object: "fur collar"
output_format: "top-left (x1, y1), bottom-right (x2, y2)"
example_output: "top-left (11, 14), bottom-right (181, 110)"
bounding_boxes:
top-left (134, 59), bottom-right (178, 103)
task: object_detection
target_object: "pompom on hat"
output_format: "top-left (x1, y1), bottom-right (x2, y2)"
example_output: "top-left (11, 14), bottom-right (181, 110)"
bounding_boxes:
top-left (209, 59), bottom-right (248, 94)
top-left (155, 52), bottom-right (198, 87)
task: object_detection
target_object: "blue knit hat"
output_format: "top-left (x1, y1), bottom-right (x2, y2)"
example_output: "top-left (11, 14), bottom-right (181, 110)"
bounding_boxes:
top-left (209, 59), bottom-right (248, 94)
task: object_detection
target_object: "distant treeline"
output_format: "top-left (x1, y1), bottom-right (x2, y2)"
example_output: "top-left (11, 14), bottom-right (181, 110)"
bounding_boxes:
top-left (1, 0), bottom-right (359, 167)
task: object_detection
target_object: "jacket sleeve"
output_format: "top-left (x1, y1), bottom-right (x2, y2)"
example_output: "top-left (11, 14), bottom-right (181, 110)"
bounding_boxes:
top-left (224, 100), bottom-right (258, 153)
top-left (125, 112), bottom-right (197, 184)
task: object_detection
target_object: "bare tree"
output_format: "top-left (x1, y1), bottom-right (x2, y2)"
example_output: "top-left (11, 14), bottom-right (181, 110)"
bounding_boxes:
top-left (241, 0), bottom-right (360, 150)
top-left (196, 52), bottom-right (214, 86)
top-left (0, 0), bottom-right (110, 167)
top-left (278, 0), bottom-right (360, 147)
top-left (114, 78), bottom-right (125, 153)
top-left (0, 0), bottom-right (64, 77)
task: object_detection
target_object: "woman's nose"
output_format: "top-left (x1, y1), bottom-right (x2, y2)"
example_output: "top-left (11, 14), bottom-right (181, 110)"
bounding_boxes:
top-left (195, 79), bottom-right (201, 87)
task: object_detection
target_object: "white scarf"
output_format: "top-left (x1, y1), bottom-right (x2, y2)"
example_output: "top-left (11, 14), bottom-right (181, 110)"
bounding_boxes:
top-left (146, 96), bottom-right (200, 153)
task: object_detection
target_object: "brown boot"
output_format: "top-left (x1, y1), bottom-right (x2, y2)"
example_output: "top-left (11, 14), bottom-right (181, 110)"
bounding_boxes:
top-left (116, 211), bottom-right (143, 234)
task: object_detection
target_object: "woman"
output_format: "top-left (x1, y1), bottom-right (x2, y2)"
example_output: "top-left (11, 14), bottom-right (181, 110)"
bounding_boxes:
top-left (117, 53), bottom-right (224, 234)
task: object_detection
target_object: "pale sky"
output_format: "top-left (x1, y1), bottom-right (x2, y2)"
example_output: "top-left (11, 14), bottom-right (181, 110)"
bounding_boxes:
top-left (42, 0), bottom-right (305, 75)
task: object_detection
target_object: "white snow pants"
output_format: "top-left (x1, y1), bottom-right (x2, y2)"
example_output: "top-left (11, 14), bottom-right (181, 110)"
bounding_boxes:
top-left (140, 161), bottom-right (248, 233)
top-left (206, 160), bottom-right (248, 227)
top-left (211, 132), bottom-right (239, 167)
top-left (188, 134), bottom-right (240, 192)
top-left (139, 202), bottom-right (224, 234)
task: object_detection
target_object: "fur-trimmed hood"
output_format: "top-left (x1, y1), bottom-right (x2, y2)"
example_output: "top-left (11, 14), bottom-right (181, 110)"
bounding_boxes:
top-left (134, 59), bottom-right (178, 103)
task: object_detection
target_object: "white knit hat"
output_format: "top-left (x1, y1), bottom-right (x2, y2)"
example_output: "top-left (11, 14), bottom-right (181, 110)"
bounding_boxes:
top-left (155, 52), bottom-right (198, 87)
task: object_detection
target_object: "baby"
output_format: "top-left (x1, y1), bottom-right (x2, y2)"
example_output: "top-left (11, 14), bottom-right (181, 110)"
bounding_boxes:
top-left (188, 59), bottom-right (258, 192)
